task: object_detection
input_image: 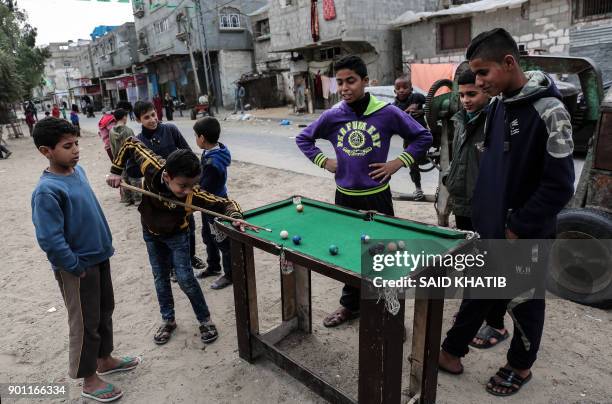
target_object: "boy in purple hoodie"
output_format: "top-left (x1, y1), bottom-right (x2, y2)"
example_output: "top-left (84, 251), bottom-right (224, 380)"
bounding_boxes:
top-left (296, 55), bottom-right (433, 327)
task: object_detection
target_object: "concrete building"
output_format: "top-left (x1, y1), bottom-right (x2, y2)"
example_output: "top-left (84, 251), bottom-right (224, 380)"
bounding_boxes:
top-left (39, 40), bottom-right (91, 108)
top-left (394, 0), bottom-right (612, 82)
top-left (247, 3), bottom-right (294, 108)
top-left (132, 0), bottom-right (266, 108)
top-left (88, 22), bottom-right (141, 109)
top-left (265, 0), bottom-right (433, 110)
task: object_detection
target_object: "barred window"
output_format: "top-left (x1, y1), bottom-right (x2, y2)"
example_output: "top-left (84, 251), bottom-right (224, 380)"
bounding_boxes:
top-left (220, 7), bottom-right (241, 29)
top-left (573, 0), bottom-right (612, 21)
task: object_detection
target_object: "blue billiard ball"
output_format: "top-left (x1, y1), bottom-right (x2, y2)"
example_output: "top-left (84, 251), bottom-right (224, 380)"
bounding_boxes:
top-left (292, 235), bottom-right (302, 245)
top-left (329, 245), bottom-right (339, 255)
top-left (360, 234), bottom-right (370, 243)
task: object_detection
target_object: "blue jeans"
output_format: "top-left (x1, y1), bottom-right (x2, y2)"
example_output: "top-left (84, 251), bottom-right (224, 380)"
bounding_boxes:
top-left (143, 228), bottom-right (211, 323)
top-left (201, 213), bottom-right (231, 280)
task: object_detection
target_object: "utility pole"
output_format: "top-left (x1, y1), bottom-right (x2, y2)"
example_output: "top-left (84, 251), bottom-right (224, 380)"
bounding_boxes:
top-left (177, 8), bottom-right (202, 96)
top-left (194, 0), bottom-right (216, 115)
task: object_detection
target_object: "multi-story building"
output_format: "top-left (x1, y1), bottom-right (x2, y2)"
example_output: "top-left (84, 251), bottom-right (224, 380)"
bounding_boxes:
top-left (89, 22), bottom-right (141, 109)
top-left (132, 0), bottom-right (266, 108)
top-left (38, 40), bottom-right (91, 108)
top-left (248, 3), bottom-right (294, 108)
top-left (394, 0), bottom-right (612, 82)
top-left (265, 0), bottom-right (432, 110)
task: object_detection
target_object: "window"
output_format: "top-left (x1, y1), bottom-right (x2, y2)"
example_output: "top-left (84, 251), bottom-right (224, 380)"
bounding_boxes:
top-left (438, 19), bottom-right (471, 51)
top-left (63, 61), bottom-right (71, 67)
top-left (107, 38), bottom-right (115, 53)
top-left (319, 47), bottom-right (341, 61)
top-left (255, 19), bottom-right (270, 37)
top-left (220, 7), bottom-right (241, 29)
top-left (153, 17), bottom-right (169, 34)
top-left (573, 0), bottom-right (612, 22)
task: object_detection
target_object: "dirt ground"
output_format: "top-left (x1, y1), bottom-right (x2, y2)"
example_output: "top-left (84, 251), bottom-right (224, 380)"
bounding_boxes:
top-left (1, 129), bottom-right (611, 404)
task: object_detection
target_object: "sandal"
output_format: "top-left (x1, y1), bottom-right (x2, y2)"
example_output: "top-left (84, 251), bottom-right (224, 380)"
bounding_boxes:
top-left (486, 367), bottom-right (532, 397)
top-left (199, 322), bottom-right (219, 344)
top-left (469, 325), bottom-right (509, 349)
top-left (97, 356), bottom-right (141, 376)
top-left (81, 383), bottom-right (123, 403)
top-left (153, 321), bottom-right (177, 345)
top-left (323, 307), bottom-right (360, 328)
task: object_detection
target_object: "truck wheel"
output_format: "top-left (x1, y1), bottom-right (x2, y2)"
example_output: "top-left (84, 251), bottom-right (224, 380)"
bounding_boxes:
top-left (548, 208), bottom-right (612, 308)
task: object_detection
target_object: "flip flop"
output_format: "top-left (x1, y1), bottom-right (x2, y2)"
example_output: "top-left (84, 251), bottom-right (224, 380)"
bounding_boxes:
top-left (81, 383), bottom-right (123, 403)
top-left (469, 325), bottom-right (509, 349)
top-left (97, 356), bottom-right (141, 376)
top-left (486, 367), bottom-right (532, 396)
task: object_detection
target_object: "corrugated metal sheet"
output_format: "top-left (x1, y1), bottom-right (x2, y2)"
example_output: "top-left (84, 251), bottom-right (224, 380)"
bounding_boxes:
top-left (391, 0), bottom-right (527, 28)
top-left (570, 25), bottom-right (612, 47)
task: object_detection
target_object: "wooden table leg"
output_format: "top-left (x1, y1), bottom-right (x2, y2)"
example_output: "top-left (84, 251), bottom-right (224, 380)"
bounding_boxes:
top-left (231, 240), bottom-right (260, 362)
top-left (358, 296), bottom-right (406, 404)
top-left (281, 262), bottom-right (297, 322)
top-left (409, 298), bottom-right (444, 404)
top-left (294, 265), bottom-right (312, 333)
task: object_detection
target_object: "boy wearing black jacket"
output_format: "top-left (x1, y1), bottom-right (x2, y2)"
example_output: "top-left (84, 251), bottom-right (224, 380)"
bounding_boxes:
top-left (438, 29), bottom-right (575, 397)
top-left (127, 101), bottom-right (206, 272)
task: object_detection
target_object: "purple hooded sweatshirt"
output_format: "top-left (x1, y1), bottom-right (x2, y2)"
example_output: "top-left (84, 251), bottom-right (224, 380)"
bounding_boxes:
top-left (296, 94), bottom-right (432, 195)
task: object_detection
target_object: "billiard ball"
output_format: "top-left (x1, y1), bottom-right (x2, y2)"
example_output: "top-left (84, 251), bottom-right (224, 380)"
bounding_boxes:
top-left (387, 242), bottom-right (398, 252)
top-left (375, 242), bottom-right (385, 254)
top-left (329, 245), bottom-right (339, 255)
top-left (360, 234), bottom-right (370, 243)
top-left (292, 235), bottom-right (302, 245)
top-left (280, 230), bottom-right (289, 239)
top-left (397, 240), bottom-right (406, 250)
top-left (296, 204), bottom-right (304, 212)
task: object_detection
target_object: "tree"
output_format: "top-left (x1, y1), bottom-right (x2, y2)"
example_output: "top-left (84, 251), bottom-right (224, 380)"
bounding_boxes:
top-left (0, 0), bottom-right (49, 106)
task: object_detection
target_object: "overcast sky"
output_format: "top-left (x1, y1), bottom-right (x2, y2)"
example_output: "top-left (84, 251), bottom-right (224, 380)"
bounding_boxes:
top-left (16, 0), bottom-right (135, 45)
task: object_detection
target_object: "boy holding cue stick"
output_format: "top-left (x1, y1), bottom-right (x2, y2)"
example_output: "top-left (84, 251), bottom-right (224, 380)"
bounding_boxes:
top-left (107, 137), bottom-right (257, 346)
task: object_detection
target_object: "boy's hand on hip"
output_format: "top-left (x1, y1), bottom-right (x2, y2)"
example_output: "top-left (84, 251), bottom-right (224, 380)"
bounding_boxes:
top-left (106, 173), bottom-right (122, 188)
top-left (369, 159), bottom-right (404, 183)
top-left (324, 158), bottom-right (337, 173)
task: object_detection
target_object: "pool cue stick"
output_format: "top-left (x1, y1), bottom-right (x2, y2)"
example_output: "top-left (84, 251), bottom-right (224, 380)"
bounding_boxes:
top-left (119, 181), bottom-right (272, 232)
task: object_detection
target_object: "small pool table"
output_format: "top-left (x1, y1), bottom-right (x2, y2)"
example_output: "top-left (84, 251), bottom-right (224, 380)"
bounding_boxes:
top-left (217, 196), bottom-right (475, 404)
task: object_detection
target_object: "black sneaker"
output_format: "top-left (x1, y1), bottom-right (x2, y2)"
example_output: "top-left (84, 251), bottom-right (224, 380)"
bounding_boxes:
top-left (413, 189), bottom-right (425, 201)
top-left (211, 275), bottom-right (232, 290)
top-left (196, 268), bottom-right (220, 279)
top-left (191, 256), bottom-right (206, 269)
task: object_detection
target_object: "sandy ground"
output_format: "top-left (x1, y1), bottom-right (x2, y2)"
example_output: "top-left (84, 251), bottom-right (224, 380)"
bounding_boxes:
top-left (1, 127), bottom-right (611, 404)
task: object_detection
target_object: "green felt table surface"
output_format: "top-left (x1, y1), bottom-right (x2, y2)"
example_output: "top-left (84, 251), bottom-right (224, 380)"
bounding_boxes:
top-left (241, 197), bottom-right (468, 275)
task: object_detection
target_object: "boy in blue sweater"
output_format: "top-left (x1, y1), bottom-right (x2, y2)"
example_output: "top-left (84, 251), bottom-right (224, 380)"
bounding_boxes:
top-left (31, 118), bottom-right (139, 403)
top-left (192, 117), bottom-right (233, 289)
top-left (438, 29), bottom-right (575, 397)
top-left (126, 101), bottom-right (206, 274)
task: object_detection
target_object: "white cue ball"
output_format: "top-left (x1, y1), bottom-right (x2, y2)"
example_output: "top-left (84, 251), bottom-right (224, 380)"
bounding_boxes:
top-left (397, 240), bottom-right (406, 250)
top-left (296, 204), bottom-right (304, 212)
top-left (280, 230), bottom-right (289, 239)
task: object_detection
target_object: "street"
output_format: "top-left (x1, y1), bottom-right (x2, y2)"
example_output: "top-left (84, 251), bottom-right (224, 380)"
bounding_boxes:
top-left (77, 112), bottom-right (586, 196)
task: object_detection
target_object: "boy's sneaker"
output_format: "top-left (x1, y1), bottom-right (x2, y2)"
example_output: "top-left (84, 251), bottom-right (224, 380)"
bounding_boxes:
top-left (170, 269), bottom-right (177, 283)
top-left (199, 320), bottom-right (218, 344)
top-left (413, 189), bottom-right (425, 201)
top-left (191, 256), bottom-right (206, 269)
top-left (196, 268), bottom-right (220, 279)
top-left (5, 151), bottom-right (11, 158)
top-left (211, 275), bottom-right (232, 290)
